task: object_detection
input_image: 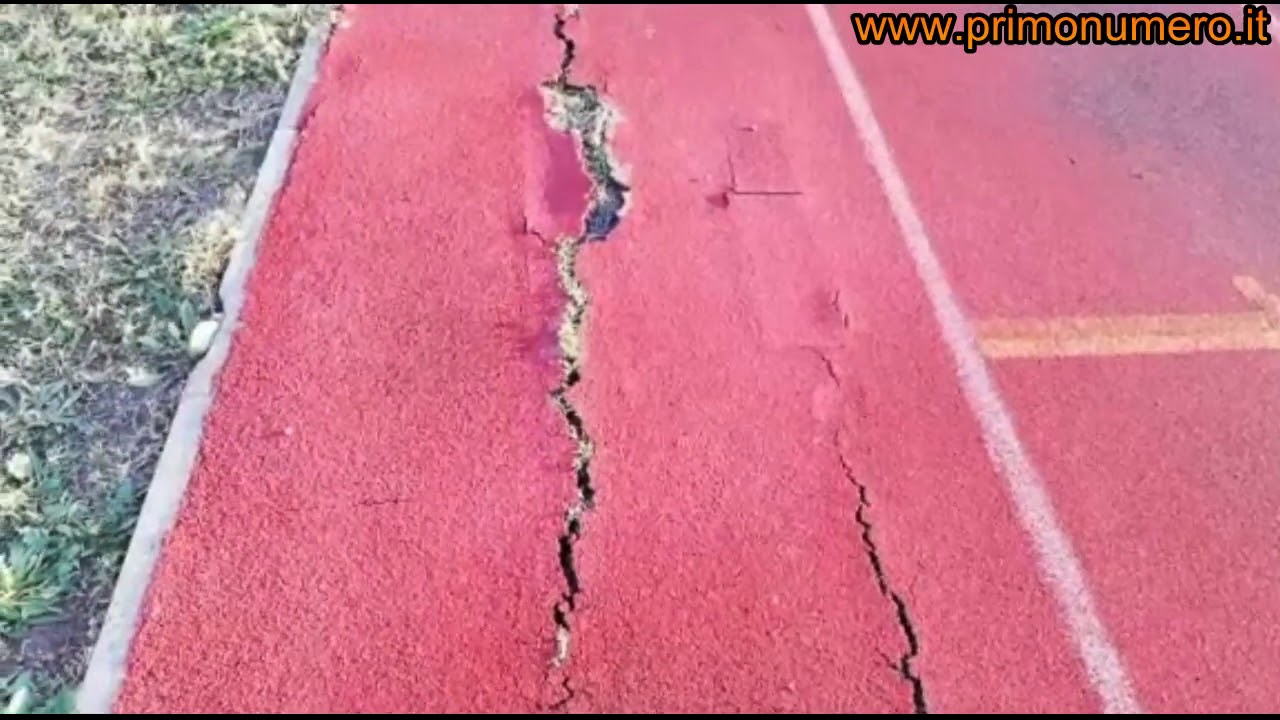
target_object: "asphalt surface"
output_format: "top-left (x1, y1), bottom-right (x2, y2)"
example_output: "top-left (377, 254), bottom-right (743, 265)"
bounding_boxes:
top-left (114, 4), bottom-right (1280, 714)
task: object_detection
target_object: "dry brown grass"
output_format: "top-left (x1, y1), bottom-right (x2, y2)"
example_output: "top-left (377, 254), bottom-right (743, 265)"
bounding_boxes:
top-left (0, 4), bottom-right (330, 711)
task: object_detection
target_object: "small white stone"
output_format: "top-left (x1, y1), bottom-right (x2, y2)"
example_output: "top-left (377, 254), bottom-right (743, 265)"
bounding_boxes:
top-left (5, 685), bottom-right (31, 715)
top-left (5, 452), bottom-right (32, 481)
top-left (125, 366), bottom-right (161, 388)
top-left (188, 319), bottom-right (220, 357)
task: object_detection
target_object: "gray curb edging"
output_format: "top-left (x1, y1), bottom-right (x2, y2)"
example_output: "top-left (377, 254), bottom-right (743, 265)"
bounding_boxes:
top-left (74, 19), bottom-right (334, 714)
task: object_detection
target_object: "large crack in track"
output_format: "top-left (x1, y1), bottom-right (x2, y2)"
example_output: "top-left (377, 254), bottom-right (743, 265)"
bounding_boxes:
top-left (540, 7), bottom-right (630, 708)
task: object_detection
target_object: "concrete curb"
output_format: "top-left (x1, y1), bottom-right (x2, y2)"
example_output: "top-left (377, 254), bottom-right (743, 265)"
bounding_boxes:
top-left (74, 19), bottom-right (334, 714)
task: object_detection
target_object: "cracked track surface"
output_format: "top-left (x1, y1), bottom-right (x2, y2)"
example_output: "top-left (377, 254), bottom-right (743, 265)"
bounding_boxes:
top-left (551, 5), bottom-right (921, 713)
top-left (541, 9), bottom-right (631, 706)
top-left (112, 5), bottom-right (925, 714)
top-left (841, 450), bottom-right (928, 714)
top-left (96, 4), bottom-right (1280, 714)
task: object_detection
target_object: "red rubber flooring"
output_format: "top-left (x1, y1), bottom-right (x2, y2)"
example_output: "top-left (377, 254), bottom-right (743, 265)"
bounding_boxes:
top-left (115, 4), bottom-right (1280, 714)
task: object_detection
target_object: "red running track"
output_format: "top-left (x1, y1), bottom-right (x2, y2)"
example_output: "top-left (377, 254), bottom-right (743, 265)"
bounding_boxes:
top-left (115, 4), bottom-right (1280, 714)
top-left (116, 5), bottom-right (581, 712)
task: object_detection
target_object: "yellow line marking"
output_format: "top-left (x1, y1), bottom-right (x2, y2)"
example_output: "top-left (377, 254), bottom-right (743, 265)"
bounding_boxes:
top-left (975, 276), bottom-right (1280, 359)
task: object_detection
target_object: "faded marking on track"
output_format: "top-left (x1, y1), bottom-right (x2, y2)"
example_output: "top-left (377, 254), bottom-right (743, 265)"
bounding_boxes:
top-left (976, 276), bottom-right (1280, 359)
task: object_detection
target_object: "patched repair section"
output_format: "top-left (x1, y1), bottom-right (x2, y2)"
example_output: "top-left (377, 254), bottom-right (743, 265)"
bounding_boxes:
top-left (728, 122), bottom-right (803, 196)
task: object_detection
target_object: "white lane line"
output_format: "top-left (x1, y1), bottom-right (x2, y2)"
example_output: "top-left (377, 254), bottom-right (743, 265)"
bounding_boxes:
top-left (804, 5), bottom-right (1143, 714)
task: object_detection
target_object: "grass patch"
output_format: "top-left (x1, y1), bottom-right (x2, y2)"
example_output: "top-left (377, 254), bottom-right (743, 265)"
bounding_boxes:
top-left (0, 3), bottom-right (331, 709)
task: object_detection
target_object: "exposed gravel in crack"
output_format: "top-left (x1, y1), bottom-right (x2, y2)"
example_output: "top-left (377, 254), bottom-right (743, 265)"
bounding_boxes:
top-left (539, 6), bottom-right (630, 708)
